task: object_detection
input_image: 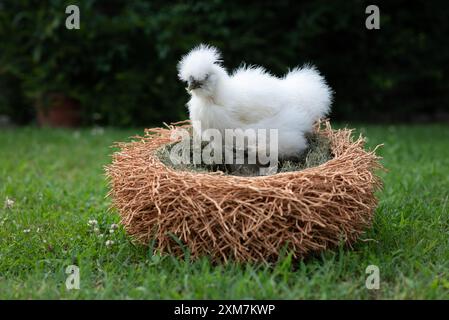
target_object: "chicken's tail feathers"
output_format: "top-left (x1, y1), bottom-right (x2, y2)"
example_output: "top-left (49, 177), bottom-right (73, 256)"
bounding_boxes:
top-left (177, 44), bottom-right (223, 81)
top-left (284, 64), bottom-right (333, 121)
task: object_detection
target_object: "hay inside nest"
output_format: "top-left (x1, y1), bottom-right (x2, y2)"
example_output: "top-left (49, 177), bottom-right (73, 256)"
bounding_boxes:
top-left (156, 130), bottom-right (332, 176)
top-left (106, 120), bottom-right (383, 263)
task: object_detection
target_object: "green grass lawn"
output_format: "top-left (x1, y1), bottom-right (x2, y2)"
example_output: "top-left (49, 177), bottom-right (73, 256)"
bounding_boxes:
top-left (0, 124), bottom-right (448, 299)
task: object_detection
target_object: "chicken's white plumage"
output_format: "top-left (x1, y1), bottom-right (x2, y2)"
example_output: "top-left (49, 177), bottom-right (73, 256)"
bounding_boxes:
top-left (178, 44), bottom-right (333, 159)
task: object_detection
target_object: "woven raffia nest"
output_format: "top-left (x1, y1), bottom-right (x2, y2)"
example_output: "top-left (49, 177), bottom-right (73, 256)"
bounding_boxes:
top-left (106, 121), bottom-right (383, 263)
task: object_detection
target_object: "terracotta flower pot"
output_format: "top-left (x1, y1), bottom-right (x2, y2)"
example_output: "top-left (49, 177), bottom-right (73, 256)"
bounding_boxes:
top-left (36, 93), bottom-right (81, 128)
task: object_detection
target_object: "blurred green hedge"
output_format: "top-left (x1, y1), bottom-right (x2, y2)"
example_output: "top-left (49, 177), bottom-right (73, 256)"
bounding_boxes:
top-left (1, 0), bottom-right (448, 126)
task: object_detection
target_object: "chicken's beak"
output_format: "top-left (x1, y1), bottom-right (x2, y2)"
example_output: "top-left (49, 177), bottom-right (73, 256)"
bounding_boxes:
top-left (187, 79), bottom-right (202, 90)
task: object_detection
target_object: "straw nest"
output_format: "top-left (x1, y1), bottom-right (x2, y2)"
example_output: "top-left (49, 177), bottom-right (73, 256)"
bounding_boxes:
top-left (106, 120), bottom-right (383, 263)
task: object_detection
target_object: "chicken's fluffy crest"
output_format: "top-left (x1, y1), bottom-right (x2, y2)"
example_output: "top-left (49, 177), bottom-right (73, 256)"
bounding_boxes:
top-left (177, 44), bottom-right (222, 81)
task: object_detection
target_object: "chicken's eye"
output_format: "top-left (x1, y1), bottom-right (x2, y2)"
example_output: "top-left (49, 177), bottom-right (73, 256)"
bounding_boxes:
top-left (204, 74), bottom-right (210, 81)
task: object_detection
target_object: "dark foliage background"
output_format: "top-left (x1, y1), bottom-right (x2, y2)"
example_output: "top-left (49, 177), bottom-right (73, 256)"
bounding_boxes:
top-left (0, 0), bottom-right (448, 126)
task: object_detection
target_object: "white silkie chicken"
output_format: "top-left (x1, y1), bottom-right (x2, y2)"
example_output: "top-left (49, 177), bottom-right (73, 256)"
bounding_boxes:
top-left (177, 44), bottom-right (333, 161)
